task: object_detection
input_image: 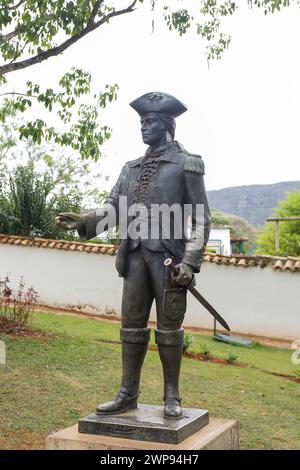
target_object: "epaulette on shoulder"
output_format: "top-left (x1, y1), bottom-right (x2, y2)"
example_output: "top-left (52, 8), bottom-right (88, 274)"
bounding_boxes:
top-left (126, 156), bottom-right (143, 167)
top-left (184, 153), bottom-right (205, 174)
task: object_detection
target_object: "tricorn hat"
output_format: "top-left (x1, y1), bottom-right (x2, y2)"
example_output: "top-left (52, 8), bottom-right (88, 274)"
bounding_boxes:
top-left (130, 92), bottom-right (187, 118)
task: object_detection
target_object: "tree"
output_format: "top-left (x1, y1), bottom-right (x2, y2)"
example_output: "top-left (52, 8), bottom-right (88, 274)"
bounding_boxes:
top-left (0, 104), bottom-right (115, 239)
top-left (256, 191), bottom-right (300, 257)
top-left (0, 0), bottom-right (138, 160)
top-left (0, 161), bottom-right (82, 238)
top-left (0, 70), bottom-right (118, 161)
top-left (25, 143), bottom-right (107, 210)
top-left (0, 0), bottom-right (298, 159)
top-left (0, 1), bottom-right (297, 76)
top-left (0, 106), bottom-right (109, 206)
top-left (0, 102), bottom-right (18, 168)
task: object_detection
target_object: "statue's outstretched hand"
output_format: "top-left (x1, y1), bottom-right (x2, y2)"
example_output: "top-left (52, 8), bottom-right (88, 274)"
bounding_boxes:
top-left (55, 212), bottom-right (83, 231)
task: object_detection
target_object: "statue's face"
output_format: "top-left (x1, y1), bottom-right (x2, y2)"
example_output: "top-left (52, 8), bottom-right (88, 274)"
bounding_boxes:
top-left (140, 113), bottom-right (166, 146)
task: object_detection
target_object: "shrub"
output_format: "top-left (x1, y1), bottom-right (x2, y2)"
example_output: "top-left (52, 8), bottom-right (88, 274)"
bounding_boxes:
top-left (0, 162), bottom-right (81, 239)
top-left (183, 333), bottom-right (194, 354)
top-left (226, 351), bottom-right (239, 363)
top-left (199, 343), bottom-right (211, 360)
top-left (0, 276), bottom-right (39, 333)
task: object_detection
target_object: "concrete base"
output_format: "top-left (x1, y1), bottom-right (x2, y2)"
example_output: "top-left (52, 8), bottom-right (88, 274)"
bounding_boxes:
top-left (45, 418), bottom-right (239, 450)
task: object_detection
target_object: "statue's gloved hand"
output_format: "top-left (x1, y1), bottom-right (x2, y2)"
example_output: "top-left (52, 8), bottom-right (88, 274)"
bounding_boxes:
top-left (173, 262), bottom-right (194, 287)
top-left (55, 212), bottom-right (83, 231)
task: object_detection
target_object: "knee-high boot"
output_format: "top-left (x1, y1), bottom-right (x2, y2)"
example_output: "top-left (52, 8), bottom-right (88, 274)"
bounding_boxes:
top-left (96, 327), bottom-right (150, 414)
top-left (155, 328), bottom-right (184, 418)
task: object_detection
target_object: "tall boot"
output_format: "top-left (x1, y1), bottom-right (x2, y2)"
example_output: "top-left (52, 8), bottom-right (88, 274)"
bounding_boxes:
top-left (96, 327), bottom-right (150, 414)
top-left (155, 328), bottom-right (184, 419)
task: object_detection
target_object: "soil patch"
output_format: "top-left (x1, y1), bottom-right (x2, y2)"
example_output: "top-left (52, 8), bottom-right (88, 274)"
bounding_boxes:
top-left (0, 316), bottom-right (53, 340)
top-left (252, 368), bottom-right (300, 384)
top-left (184, 351), bottom-right (247, 367)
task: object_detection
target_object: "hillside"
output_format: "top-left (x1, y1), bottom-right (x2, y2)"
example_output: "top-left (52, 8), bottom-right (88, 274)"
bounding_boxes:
top-left (207, 181), bottom-right (300, 226)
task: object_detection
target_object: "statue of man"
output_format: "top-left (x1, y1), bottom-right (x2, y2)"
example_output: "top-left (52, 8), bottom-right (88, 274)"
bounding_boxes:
top-left (56, 92), bottom-right (211, 419)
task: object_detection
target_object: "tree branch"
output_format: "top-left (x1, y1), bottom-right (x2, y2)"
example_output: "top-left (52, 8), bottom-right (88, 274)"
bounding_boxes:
top-left (7, 39), bottom-right (29, 65)
top-left (87, 0), bottom-right (104, 27)
top-left (0, 92), bottom-right (38, 97)
top-left (1, 12), bottom-right (61, 44)
top-left (6, 0), bottom-right (27, 10)
top-left (94, 0), bottom-right (138, 26)
top-left (0, 145), bottom-right (14, 161)
top-left (0, 1), bottom-right (138, 76)
top-left (0, 30), bottom-right (19, 43)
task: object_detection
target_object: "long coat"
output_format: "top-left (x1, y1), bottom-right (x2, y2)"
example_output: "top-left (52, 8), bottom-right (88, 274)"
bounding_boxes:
top-left (79, 140), bottom-right (211, 277)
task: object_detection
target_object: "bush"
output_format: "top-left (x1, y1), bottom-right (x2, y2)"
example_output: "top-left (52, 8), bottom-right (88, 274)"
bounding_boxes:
top-left (199, 343), bottom-right (211, 360)
top-left (0, 162), bottom-right (82, 239)
top-left (183, 333), bottom-right (194, 354)
top-left (226, 351), bottom-right (239, 363)
top-left (0, 276), bottom-right (39, 333)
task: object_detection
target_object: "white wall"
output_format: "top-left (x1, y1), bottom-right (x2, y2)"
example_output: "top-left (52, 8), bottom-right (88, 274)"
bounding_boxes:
top-left (0, 244), bottom-right (299, 340)
top-left (207, 228), bottom-right (231, 256)
top-left (185, 262), bottom-right (300, 341)
top-left (0, 244), bottom-right (123, 317)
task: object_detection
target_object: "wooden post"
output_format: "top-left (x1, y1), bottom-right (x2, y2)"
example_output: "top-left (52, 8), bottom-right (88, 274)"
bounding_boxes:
top-left (267, 217), bottom-right (300, 255)
top-left (275, 220), bottom-right (280, 253)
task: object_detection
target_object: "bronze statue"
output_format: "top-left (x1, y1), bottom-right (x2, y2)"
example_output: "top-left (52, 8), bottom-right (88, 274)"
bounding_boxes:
top-left (56, 92), bottom-right (211, 419)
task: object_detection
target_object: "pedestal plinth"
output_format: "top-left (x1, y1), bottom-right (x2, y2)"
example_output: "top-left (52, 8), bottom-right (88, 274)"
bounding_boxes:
top-left (45, 405), bottom-right (239, 450)
top-left (79, 405), bottom-right (208, 445)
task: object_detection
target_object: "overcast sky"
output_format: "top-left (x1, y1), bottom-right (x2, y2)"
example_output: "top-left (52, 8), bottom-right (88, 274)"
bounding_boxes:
top-left (5, 1), bottom-right (300, 191)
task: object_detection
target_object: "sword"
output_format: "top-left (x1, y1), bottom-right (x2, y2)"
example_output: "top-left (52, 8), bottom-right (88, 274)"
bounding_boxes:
top-left (164, 258), bottom-right (230, 332)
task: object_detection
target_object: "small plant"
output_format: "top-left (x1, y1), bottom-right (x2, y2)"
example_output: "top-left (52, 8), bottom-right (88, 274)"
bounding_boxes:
top-left (295, 369), bottom-right (300, 378)
top-left (183, 333), bottom-right (194, 354)
top-left (227, 351), bottom-right (239, 364)
top-left (0, 275), bottom-right (39, 334)
top-left (199, 343), bottom-right (211, 360)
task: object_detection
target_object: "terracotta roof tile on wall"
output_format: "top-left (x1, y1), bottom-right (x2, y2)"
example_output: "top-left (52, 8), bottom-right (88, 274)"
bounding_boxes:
top-left (0, 234), bottom-right (118, 256)
top-left (203, 252), bottom-right (300, 273)
top-left (0, 234), bottom-right (299, 272)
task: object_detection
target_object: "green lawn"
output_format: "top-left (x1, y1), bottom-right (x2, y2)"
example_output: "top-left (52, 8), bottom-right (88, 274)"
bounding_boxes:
top-left (0, 312), bottom-right (299, 450)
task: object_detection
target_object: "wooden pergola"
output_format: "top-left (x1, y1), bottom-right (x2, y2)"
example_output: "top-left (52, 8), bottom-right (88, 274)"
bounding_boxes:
top-left (267, 217), bottom-right (300, 252)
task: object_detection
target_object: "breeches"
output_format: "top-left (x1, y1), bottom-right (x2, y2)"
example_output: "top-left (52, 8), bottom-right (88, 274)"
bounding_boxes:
top-left (121, 246), bottom-right (187, 330)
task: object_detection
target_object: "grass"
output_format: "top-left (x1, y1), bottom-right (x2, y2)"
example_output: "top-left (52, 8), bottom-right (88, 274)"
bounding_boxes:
top-left (0, 311), bottom-right (299, 450)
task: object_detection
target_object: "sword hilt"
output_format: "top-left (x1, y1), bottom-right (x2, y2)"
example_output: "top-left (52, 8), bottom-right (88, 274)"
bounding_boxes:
top-left (164, 258), bottom-right (179, 275)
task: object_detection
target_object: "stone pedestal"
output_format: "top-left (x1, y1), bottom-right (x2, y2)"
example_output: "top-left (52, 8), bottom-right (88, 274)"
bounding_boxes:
top-left (79, 405), bottom-right (209, 445)
top-left (46, 417), bottom-right (239, 450)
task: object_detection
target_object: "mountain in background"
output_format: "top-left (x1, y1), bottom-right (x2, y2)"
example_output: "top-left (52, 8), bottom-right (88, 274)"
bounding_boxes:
top-left (207, 181), bottom-right (300, 226)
